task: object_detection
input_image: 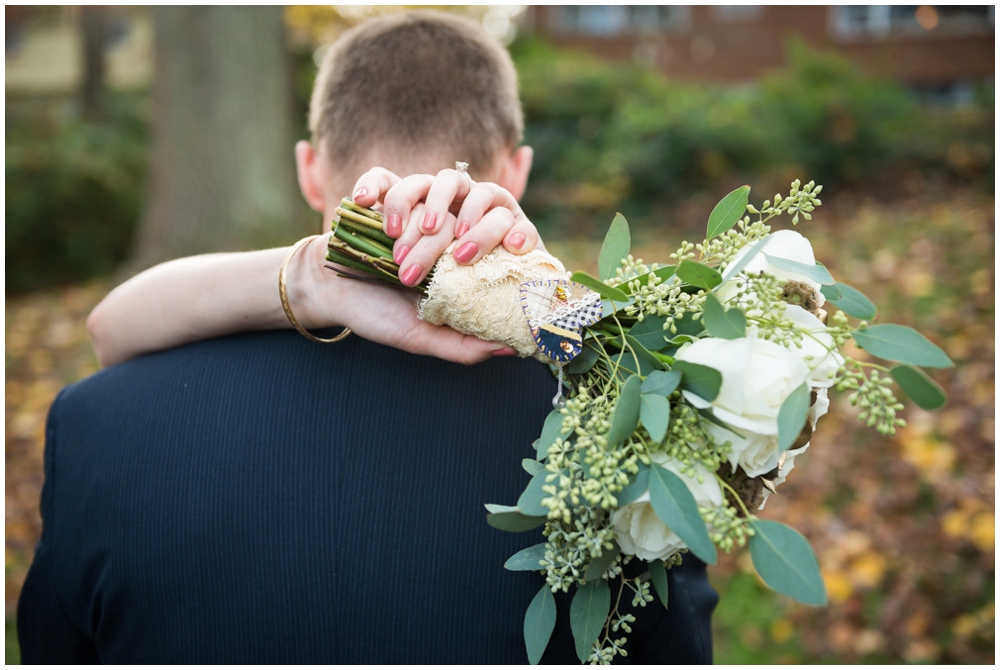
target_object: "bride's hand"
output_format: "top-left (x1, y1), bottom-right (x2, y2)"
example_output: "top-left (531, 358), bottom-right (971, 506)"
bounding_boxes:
top-left (297, 234), bottom-right (517, 364)
top-left (350, 166), bottom-right (541, 287)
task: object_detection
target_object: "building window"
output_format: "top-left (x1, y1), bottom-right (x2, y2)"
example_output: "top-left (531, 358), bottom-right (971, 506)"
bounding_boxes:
top-left (832, 5), bottom-right (994, 39)
top-left (550, 6), bottom-right (690, 36)
top-left (714, 6), bottom-right (763, 22)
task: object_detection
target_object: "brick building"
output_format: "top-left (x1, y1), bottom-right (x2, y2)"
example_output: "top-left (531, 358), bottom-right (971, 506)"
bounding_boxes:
top-left (525, 6), bottom-right (993, 99)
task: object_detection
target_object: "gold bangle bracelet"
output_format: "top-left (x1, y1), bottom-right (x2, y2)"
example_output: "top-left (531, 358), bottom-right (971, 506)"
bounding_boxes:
top-left (278, 234), bottom-right (352, 344)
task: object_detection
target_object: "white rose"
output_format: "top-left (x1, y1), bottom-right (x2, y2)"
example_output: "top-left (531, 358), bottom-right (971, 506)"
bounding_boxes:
top-left (611, 456), bottom-right (722, 562)
top-left (705, 423), bottom-right (781, 479)
top-left (717, 230), bottom-right (825, 307)
top-left (773, 304), bottom-right (844, 389)
top-left (675, 336), bottom-right (812, 477)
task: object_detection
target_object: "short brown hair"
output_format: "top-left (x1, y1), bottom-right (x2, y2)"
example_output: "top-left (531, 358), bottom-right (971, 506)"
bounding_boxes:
top-left (309, 11), bottom-right (523, 178)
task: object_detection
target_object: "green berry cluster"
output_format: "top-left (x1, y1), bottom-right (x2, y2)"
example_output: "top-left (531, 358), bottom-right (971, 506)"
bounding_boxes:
top-left (835, 360), bottom-right (907, 435)
top-left (745, 179), bottom-right (823, 226)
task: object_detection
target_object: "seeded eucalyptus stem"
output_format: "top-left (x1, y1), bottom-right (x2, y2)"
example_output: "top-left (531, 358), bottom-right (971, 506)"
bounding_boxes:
top-left (326, 198), bottom-right (430, 294)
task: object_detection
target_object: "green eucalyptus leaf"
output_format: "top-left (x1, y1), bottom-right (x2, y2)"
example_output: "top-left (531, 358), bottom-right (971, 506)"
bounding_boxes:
top-left (598, 213), bottom-right (631, 281)
top-left (640, 393), bottom-right (671, 444)
top-left (706, 185), bottom-right (750, 240)
top-left (673, 312), bottom-right (705, 337)
top-left (524, 585), bottom-right (557, 664)
top-left (651, 265), bottom-right (678, 283)
top-left (777, 383), bottom-right (811, 452)
top-left (487, 511), bottom-right (547, 533)
top-left (570, 579), bottom-right (611, 662)
top-left (625, 334), bottom-right (667, 371)
top-left (827, 282), bottom-right (877, 320)
top-left (664, 334), bottom-right (697, 348)
top-left (601, 297), bottom-right (635, 317)
top-left (853, 324), bottom-right (954, 368)
top-left (485, 503), bottom-right (517, 514)
top-left (648, 559), bottom-right (669, 609)
top-left (702, 294), bottom-right (746, 339)
top-left (648, 464), bottom-right (717, 565)
top-left (569, 271), bottom-right (630, 303)
top-left (676, 260), bottom-right (723, 290)
top-left (819, 283), bottom-right (843, 301)
top-left (674, 361), bottom-right (723, 402)
top-left (631, 265), bottom-right (678, 289)
top-left (567, 343), bottom-right (600, 374)
top-left (505, 542), bottom-right (549, 571)
top-left (536, 410), bottom-right (570, 460)
top-left (761, 254), bottom-right (835, 285)
top-left (522, 458), bottom-right (545, 476)
top-left (584, 541), bottom-right (621, 582)
top-left (641, 370), bottom-right (682, 397)
top-left (607, 374), bottom-right (642, 446)
top-left (890, 364), bottom-right (947, 410)
top-left (615, 350), bottom-right (659, 378)
top-left (617, 462), bottom-right (650, 506)
top-left (749, 519), bottom-right (827, 606)
top-left (628, 314), bottom-right (669, 351)
top-left (517, 470), bottom-right (552, 517)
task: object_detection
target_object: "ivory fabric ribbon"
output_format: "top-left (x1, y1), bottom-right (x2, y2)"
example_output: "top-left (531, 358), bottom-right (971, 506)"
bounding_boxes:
top-left (418, 245), bottom-right (569, 363)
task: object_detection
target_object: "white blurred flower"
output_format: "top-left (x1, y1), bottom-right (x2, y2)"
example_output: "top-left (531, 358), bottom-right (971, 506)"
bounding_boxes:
top-left (611, 456), bottom-right (722, 562)
top-left (675, 336), bottom-right (811, 477)
top-left (718, 230), bottom-right (825, 306)
top-left (774, 304), bottom-right (844, 389)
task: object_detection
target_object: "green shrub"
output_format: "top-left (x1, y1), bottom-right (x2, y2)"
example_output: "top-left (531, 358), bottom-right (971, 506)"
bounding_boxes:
top-left (512, 37), bottom-right (994, 238)
top-left (756, 38), bottom-right (919, 184)
top-left (5, 95), bottom-right (148, 293)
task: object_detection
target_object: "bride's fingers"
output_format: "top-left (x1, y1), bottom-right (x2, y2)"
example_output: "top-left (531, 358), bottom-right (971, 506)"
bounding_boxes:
top-left (397, 212), bottom-right (457, 287)
top-left (455, 182), bottom-right (524, 230)
top-left (502, 220), bottom-right (540, 255)
top-left (454, 182), bottom-right (524, 238)
top-left (452, 207), bottom-right (519, 265)
top-left (392, 202), bottom-right (428, 265)
top-left (350, 167), bottom-right (402, 209)
top-left (420, 168), bottom-right (476, 235)
top-left (382, 173), bottom-right (435, 238)
top-left (401, 321), bottom-right (516, 365)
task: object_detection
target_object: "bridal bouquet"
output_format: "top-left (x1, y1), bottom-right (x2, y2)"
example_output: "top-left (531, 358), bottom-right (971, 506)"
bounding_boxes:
top-left (327, 180), bottom-right (952, 665)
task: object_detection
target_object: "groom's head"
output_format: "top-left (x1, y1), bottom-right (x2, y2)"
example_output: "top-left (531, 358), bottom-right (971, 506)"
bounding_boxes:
top-left (294, 10), bottom-right (533, 224)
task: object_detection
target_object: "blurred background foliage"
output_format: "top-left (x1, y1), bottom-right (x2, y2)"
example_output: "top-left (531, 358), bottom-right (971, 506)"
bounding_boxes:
top-left (5, 5), bottom-right (994, 664)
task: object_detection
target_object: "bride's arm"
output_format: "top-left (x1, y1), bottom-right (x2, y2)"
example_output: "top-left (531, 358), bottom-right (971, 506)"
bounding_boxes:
top-left (88, 169), bottom-right (544, 367)
top-left (87, 246), bottom-right (300, 367)
top-left (87, 237), bottom-right (520, 367)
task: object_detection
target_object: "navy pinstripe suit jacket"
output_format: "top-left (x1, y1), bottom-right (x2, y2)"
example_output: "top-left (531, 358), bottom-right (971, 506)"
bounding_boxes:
top-left (18, 330), bottom-right (717, 663)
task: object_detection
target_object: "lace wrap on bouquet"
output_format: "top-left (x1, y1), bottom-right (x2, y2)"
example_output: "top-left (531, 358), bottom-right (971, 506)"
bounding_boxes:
top-left (418, 245), bottom-right (568, 363)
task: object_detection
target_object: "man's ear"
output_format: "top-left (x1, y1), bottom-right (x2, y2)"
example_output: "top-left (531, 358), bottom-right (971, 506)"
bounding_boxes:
top-left (295, 140), bottom-right (327, 213)
top-left (495, 145), bottom-right (533, 201)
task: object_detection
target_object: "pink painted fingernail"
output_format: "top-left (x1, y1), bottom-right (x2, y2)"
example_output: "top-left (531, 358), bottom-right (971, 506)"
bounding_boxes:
top-left (353, 187), bottom-right (368, 200)
top-left (491, 347), bottom-right (517, 357)
top-left (455, 220), bottom-right (470, 238)
top-left (386, 213), bottom-right (402, 237)
top-left (453, 241), bottom-right (479, 264)
top-left (400, 264), bottom-right (423, 287)
top-left (393, 244), bottom-right (410, 264)
top-left (421, 212), bottom-right (437, 233)
top-left (507, 232), bottom-right (526, 250)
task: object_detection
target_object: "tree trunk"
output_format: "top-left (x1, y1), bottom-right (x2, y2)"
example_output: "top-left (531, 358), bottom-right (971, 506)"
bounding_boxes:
top-left (79, 6), bottom-right (107, 120)
top-left (126, 6), bottom-right (312, 276)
